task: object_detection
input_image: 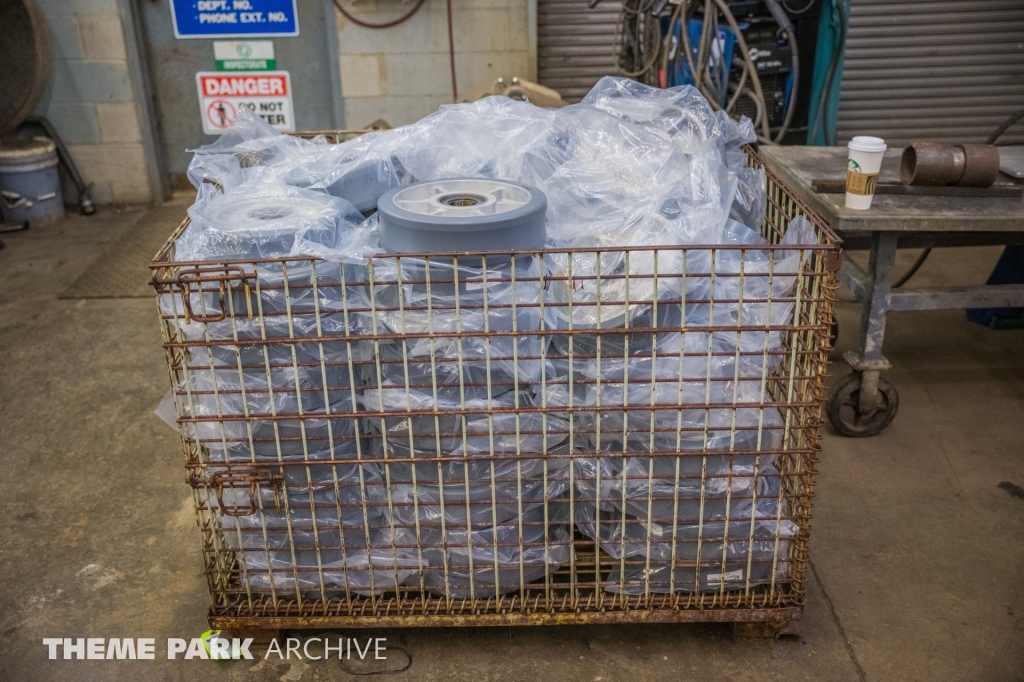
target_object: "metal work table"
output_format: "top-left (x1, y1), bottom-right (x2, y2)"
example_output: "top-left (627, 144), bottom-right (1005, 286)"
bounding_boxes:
top-left (760, 146), bottom-right (1024, 436)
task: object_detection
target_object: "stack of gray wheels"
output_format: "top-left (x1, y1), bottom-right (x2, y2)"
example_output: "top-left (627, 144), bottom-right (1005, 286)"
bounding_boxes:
top-left (368, 178), bottom-right (570, 597)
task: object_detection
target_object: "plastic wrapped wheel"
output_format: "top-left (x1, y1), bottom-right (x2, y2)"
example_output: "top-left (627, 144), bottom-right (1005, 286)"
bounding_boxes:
top-left (377, 178), bottom-right (546, 254)
top-left (827, 372), bottom-right (899, 437)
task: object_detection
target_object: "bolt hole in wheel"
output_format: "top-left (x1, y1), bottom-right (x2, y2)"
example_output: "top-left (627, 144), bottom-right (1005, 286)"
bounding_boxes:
top-left (439, 193), bottom-right (486, 207)
top-left (827, 372), bottom-right (899, 437)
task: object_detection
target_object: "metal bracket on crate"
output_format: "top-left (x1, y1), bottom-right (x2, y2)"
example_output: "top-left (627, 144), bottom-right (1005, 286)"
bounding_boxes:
top-left (211, 468), bottom-right (283, 517)
top-left (174, 264), bottom-right (255, 323)
top-left (824, 249), bottom-right (844, 273)
top-left (184, 456), bottom-right (203, 486)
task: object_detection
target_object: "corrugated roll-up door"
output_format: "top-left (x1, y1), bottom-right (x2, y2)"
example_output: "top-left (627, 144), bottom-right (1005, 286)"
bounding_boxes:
top-left (538, 0), bottom-right (622, 103)
top-left (837, 0), bottom-right (1024, 146)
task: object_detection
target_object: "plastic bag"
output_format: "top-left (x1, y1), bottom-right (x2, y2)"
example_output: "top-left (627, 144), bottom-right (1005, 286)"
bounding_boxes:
top-left (575, 475), bottom-right (797, 560)
top-left (183, 393), bottom-right (364, 458)
top-left (177, 174), bottom-right (365, 262)
top-left (687, 215), bottom-right (817, 376)
top-left (419, 503), bottom-right (573, 598)
top-left (187, 105), bottom-right (410, 214)
top-left (229, 523), bottom-right (421, 597)
top-left (731, 167), bottom-right (767, 230)
top-left (363, 387), bottom-right (571, 460)
top-left (605, 549), bottom-right (790, 594)
top-left (367, 254), bottom-right (545, 394)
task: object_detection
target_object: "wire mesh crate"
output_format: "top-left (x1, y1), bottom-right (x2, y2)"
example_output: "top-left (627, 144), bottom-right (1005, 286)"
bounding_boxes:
top-left (150, 144), bottom-right (840, 634)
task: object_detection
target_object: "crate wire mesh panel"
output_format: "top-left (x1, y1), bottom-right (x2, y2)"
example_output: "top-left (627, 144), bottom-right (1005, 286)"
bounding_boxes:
top-left (150, 147), bottom-right (840, 629)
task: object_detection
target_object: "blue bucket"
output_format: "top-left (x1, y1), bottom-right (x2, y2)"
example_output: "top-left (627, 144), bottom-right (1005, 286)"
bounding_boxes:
top-left (0, 136), bottom-right (65, 225)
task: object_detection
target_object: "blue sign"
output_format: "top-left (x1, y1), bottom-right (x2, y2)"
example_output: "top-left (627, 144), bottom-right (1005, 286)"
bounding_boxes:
top-left (171, 0), bottom-right (299, 39)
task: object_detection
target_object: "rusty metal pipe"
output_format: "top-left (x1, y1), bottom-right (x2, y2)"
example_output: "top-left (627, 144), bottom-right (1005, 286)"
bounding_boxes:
top-left (901, 142), bottom-right (1000, 187)
top-left (958, 144), bottom-right (1001, 187)
top-left (900, 142), bottom-right (964, 186)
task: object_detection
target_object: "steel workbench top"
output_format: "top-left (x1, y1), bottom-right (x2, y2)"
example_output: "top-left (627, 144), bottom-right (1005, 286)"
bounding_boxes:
top-left (759, 146), bottom-right (1024, 234)
top-left (759, 144), bottom-right (1024, 437)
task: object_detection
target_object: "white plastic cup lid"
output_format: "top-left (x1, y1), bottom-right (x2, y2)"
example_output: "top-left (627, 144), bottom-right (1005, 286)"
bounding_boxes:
top-left (848, 136), bottom-right (887, 153)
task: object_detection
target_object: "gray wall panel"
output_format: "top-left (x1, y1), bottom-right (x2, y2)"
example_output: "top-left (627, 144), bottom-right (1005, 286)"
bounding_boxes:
top-left (537, 0), bottom-right (621, 102)
top-left (837, 0), bottom-right (1024, 145)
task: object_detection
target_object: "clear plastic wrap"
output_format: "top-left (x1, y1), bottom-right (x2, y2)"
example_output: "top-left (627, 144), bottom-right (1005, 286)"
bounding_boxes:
top-left (586, 474), bottom-right (795, 594)
top-left (731, 167), bottom-right (767, 230)
top-left (389, 473), bottom-right (569, 529)
top-left (366, 254), bottom-right (545, 396)
top-left (580, 374), bottom-right (784, 439)
top-left (386, 96), bottom-right (557, 183)
top-left (579, 78), bottom-right (759, 249)
top-left (229, 523), bottom-right (422, 597)
top-left (175, 351), bottom-right (363, 422)
top-left (572, 443), bottom-right (781, 503)
top-left (217, 484), bottom-right (421, 597)
top-left (604, 548), bottom-right (790, 594)
top-left (177, 175), bottom-right (365, 262)
top-left (363, 387), bottom-right (571, 460)
top-left (186, 106), bottom-right (313, 193)
top-left (181, 77), bottom-right (765, 267)
top-left (183, 393), bottom-right (364, 459)
top-left (219, 485), bottom-right (380, 532)
top-left (714, 110), bottom-right (757, 172)
top-left (686, 215), bottom-right (816, 376)
top-left (582, 77), bottom-right (722, 151)
top-left (186, 106), bottom-right (410, 213)
top-left (419, 503), bottom-right (572, 598)
top-left (574, 475), bottom-right (797, 556)
top-left (177, 309), bottom-right (375, 375)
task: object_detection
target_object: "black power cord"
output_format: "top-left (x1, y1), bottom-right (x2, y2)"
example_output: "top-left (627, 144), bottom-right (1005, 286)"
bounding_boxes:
top-left (657, 0), bottom-right (796, 142)
top-left (893, 247), bottom-right (932, 288)
top-left (613, 0), bottom-right (663, 85)
top-left (24, 115), bottom-right (95, 215)
top-left (986, 105), bottom-right (1024, 145)
top-left (782, 0), bottom-right (817, 15)
top-left (762, 0), bottom-right (799, 142)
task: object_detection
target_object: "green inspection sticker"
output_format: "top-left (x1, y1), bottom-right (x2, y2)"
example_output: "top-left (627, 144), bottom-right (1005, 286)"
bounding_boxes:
top-left (214, 41), bottom-right (275, 71)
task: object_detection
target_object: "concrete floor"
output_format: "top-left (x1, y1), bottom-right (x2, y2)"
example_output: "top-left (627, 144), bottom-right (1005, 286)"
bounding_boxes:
top-left (1, 201), bottom-right (1022, 681)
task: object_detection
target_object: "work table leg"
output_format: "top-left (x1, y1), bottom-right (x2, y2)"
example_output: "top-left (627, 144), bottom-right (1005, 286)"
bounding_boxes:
top-left (828, 232), bottom-right (901, 437)
top-left (856, 233), bottom-right (897, 413)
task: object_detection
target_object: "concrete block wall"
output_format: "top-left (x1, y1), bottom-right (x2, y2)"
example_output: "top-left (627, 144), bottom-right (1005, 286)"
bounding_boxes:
top-left (32, 0), bottom-right (150, 205)
top-left (337, 0), bottom-right (534, 128)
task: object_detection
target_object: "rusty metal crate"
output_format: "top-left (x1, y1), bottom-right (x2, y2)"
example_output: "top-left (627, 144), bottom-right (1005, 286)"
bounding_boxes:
top-left (149, 143), bottom-right (840, 635)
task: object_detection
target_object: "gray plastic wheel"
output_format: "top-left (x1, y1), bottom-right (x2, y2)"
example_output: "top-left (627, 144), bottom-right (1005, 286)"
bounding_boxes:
top-left (324, 157), bottom-right (407, 214)
top-left (377, 178), bottom-right (547, 254)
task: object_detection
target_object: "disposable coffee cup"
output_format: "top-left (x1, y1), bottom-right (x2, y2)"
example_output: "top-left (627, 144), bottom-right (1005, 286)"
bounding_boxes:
top-left (846, 136), bottom-right (887, 210)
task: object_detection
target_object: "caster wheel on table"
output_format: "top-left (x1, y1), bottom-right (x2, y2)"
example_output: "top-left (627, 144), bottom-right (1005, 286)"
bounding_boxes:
top-left (827, 372), bottom-right (899, 437)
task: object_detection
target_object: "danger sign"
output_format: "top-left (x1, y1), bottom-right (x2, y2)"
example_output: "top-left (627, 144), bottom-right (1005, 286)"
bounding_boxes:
top-left (195, 71), bottom-right (294, 134)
